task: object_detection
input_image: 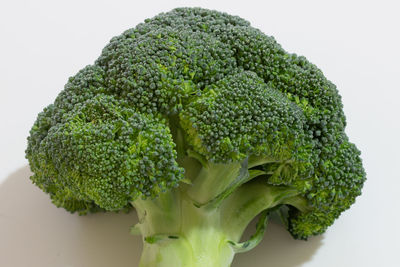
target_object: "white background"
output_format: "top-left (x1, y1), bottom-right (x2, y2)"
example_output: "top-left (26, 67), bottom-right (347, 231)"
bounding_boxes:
top-left (1, 0), bottom-right (399, 266)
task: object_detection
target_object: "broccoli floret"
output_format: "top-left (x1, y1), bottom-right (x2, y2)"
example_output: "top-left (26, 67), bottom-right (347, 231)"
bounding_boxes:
top-left (26, 7), bottom-right (366, 267)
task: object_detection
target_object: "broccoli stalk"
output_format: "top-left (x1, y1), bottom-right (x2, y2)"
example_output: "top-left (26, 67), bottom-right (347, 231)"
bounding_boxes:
top-left (133, 189), bottom-right (235, 267)
top-left (132, 156), bottom-right (306, 267)
top-left (26, 7), bottom-right (366, 267)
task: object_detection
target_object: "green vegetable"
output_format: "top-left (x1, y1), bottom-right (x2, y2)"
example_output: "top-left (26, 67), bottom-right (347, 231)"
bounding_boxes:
top-left (26, 7), bottom-right (366, 267)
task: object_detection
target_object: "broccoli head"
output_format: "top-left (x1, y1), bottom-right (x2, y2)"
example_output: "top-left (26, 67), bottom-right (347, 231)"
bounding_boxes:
top-left (26, 7), bottom-right (366, 267)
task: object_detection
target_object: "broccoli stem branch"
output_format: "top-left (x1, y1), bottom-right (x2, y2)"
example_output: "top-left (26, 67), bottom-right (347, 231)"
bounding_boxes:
top-left (220, 181), bottom-right (301, 240)
top-left (186, 161), bottom-right (244, 205)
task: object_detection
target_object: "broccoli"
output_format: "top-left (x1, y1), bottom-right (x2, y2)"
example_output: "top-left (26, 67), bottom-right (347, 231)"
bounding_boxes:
top-left (26, 7), bottom-right (366, 267)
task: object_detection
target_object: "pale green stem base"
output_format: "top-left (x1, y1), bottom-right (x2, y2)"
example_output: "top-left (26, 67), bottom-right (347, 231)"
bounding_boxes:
top-left (139, 227), bottom-right (234, 267)
top-left (134, 193), bottom-right (236, 267)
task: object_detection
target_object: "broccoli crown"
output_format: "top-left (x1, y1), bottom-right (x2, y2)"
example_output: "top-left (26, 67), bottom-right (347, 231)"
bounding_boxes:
top-left (26, 7), bottom-right (365, 239)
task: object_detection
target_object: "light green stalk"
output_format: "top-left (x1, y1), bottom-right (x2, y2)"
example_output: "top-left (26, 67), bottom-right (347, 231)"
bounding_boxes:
top-left (133, 191), bottom-right (235, 267)
top-left (131, 157), bottom-right (308, 267)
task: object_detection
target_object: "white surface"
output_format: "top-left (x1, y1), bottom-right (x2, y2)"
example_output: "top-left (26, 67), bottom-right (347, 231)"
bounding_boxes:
top-left (0, 0), bottom-right (399, 266)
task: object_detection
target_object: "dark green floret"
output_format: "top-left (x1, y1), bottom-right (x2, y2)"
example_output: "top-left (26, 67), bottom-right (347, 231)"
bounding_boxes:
top-left (26, 7), bottom-right (366, 267)
top-left (180, 71), bottom-right (311, 163)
